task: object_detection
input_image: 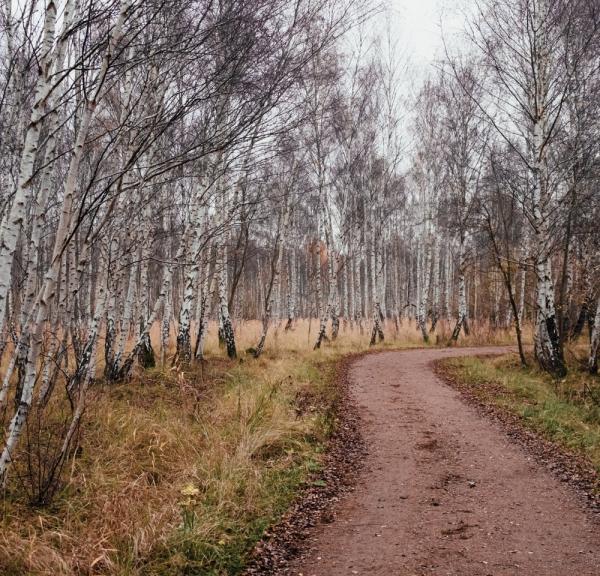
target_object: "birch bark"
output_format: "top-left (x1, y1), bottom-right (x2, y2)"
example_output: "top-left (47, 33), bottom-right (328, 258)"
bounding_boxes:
top-left (216, 175), bottom-right (236, 359)
top-left (417, 238), bottom-right (432, 343)
top-left (254, 201), bottom-right (290, 358)
top-left (314, 218), bottom-right (330, 350)
top-left (450, 235), bottom-right (469, 342)
top-left (175, 199), bottom-right (205, 367)
top-left (285, 248), bottom-right (296, 330)
top-left (0, 0), bottom-right (66, 335)
top-left (0, 0), bottom-right (133, 484)
top-left (369, 210), bottom-right (384, 345)
top-left (589, 300), bottom-right (600, 374)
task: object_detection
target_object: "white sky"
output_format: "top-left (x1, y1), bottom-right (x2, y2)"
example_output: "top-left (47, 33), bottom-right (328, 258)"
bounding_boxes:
top-left (353, 1), bottom-right (476, 169)
top-left (386, 0), bottom-right (474, 76)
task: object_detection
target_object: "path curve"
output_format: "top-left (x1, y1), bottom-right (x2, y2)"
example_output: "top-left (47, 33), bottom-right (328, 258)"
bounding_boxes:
top-left (285, 347), bottom-right (600, 576)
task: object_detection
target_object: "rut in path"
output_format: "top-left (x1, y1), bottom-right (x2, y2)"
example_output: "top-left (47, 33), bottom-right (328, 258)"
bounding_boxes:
top-left (284, 347), bottom-right (600, 576)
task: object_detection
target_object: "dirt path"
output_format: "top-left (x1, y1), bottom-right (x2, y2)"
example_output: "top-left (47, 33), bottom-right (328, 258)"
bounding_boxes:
top-left (284, 347), bottom-right (600, 576)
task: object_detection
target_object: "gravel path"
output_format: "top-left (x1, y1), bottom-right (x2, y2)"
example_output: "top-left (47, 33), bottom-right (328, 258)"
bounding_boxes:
top-left (285, 347), bottom-right (600, 576)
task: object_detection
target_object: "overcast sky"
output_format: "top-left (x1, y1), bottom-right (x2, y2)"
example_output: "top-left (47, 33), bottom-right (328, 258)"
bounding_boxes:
top-left (386, 0), bottom-right (473, 74)
top-left (356, 1), bottom-right (476, 163)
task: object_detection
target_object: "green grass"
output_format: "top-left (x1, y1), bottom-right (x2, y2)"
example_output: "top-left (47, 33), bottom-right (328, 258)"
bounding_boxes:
top-left (142, 358), bottom-right (336, 576)
top-left (443, 354), bottom-right (600, 474)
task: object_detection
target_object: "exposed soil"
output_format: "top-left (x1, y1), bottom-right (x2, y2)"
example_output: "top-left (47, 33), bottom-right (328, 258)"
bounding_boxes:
top-left (435, 355), bottom-right (600, 512)
top-left (275, 347), bottom-right (600, 576)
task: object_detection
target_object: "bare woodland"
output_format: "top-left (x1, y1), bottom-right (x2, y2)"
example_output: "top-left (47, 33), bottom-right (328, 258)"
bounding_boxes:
top-left (0, 0), bottom-right (599, 506)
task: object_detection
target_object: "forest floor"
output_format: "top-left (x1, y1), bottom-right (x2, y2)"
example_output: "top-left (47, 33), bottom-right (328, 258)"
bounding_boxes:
top-left (0, 320), bottom-right (458, 576)
top-left (0, 322), bottom-right (564, 576)
top-left (277, 347), bottom-right (600, 576)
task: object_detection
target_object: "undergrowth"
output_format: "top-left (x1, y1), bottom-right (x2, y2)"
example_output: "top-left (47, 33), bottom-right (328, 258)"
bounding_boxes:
top-left (0, 319), bottom-right (527, 575)
top-left (0, 355), bottom-right (339, 575)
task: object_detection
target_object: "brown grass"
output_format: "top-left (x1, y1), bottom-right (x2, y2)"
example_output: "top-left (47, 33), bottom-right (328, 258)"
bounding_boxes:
top-left (0, 317), bottom-right (528, 575)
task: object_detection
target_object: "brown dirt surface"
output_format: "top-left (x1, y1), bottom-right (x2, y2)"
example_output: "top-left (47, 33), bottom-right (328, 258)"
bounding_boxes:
top-left (278, 347), bottom-right (600, 576)
top-left (434, 355), bottom-right (600, 512)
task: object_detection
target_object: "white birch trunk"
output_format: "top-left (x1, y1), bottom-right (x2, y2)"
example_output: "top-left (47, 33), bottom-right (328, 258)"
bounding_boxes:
top-left (0, 0), bottom-right (59, 335)
top-left (589, 300), bottom-right (600, 374)
top-left (194, 255), bottom-right (213, 361)
top-left (445, 248), bottom-right (453, 321)
top-left (254, 203), bottom-right (290, 357)
top-left (353, 241), bottom-right (362, 324)
top-left (417, 238), bottom-right (432, 342)
top-left (369, 211), bottom-right (384, 345)
top-left (518, 267), bottom-right (527, 326)
top-left (110, 264), bottom-right (137, 378)
top-left (161, 283), bottom-right (172, 367)
top-left (430, 240), bottom-right (440, 332)
top-left (175, 200), bottom-right (204, 366)
top-left (530, 0), bottom-right (566, 377)
top-left (314, 219), bottom-right (330, 349)
top-left (285, 248), bottom-right (296, 330)
top-left (450, 236), bottom-right (469, 342)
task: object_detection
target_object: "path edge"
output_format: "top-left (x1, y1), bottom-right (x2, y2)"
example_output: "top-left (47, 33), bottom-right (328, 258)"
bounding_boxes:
top-left (242, 351), bottom-right (368, 575)
top-left (433, 355), bottom-right (600, 516)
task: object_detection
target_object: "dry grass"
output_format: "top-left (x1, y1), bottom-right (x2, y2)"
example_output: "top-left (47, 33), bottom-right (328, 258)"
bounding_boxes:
top-left (0, 359), bottom-right (325, 575)
top-left (199, 317), bottom-right (528, 359)
top-left (0, 317), bottom-right (527, 575)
